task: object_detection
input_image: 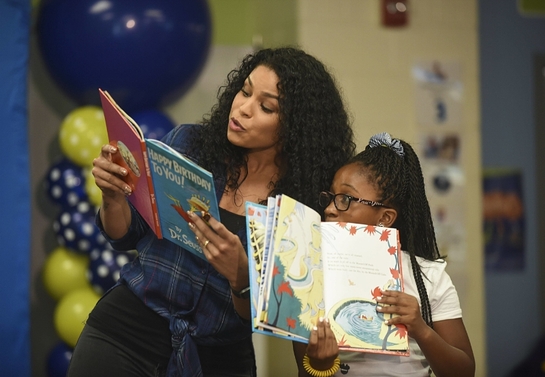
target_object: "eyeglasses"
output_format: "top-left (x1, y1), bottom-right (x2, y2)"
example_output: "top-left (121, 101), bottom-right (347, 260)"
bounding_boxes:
top-left (318, 191), bottom-right (386, 211)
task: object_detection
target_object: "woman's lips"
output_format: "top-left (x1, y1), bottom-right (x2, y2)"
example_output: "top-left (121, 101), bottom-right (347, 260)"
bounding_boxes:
top-left (229, 118), bottom-right (245, 131)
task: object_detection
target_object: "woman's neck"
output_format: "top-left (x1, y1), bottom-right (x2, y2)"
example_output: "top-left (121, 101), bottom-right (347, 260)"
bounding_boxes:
top-left (220, 150), bottom-right (281, 215)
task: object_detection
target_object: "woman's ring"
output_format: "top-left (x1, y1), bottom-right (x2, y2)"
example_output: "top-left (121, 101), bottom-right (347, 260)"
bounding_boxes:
top-left (203, 240), bottom-right (210, 248)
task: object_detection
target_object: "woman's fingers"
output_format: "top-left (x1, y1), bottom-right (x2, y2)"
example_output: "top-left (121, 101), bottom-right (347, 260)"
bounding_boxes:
top-left (92, 144), bottom-right (132, 196)
top-left (186, 211), bottom-right (248, 284)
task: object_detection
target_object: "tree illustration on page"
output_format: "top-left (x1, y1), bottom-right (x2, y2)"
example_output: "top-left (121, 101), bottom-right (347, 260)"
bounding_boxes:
top-left (268, 260), bottom-right (308, 334)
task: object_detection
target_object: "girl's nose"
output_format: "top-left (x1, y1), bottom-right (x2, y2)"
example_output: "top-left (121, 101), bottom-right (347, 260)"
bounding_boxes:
top-left (323, 201), bottom-right (337, 220)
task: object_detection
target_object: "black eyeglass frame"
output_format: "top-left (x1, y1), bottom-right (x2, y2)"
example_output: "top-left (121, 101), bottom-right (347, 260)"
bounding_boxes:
top-left (319, 191), bottom-right (387, 212)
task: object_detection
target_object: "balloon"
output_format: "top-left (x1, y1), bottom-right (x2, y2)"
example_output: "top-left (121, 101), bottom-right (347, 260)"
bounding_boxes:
top-left (43, 246), bottom-right (91, 301)
top-left (59, 106), bottom-right (108, 167)
top-left (53, 201), bottom-right (108, 254)
top-left (46, 342), bottom-right (73, 377)
top-left (88, 248), bottom-right (135, 295)
top-left (36, 0), bottom-right (212, 112)
top-left (83, 167), bottom-right (102, 207)
top-left (132, 110), bottom-right (176, 140)
top-left (45, 158), bottom-right (88, 208)
top-left (54, 288), bottom-right (100, 348)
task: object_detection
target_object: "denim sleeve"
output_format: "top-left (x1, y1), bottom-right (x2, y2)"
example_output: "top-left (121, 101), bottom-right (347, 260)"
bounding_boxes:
top-left (95, 201), bottom-right (149, 251)
top-left (161, 123), bottom-right (198, 157)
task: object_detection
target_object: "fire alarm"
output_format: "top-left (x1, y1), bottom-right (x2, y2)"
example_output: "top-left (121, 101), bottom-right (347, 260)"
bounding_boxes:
top-left (382, 0), bottom-right (408, 27)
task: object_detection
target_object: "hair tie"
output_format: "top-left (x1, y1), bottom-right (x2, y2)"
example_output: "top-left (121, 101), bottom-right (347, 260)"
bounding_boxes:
top-left (368, 132), bottom-right (404, 158)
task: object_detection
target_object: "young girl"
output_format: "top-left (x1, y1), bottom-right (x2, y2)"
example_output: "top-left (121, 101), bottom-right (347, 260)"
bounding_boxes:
top-left (293, 132), bottom-right (475, 377)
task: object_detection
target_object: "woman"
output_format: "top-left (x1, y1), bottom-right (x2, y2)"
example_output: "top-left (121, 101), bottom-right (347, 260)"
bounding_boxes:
top-left (294, 133), bottom-right (475, 377)
top-left (68, 47), bottom-right (356, 377)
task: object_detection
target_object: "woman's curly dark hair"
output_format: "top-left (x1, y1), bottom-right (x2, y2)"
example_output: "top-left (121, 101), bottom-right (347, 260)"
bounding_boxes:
top-left (186, 47), bottom-right (356, 212)
top-left (348, 137), bottom-right (441, 328)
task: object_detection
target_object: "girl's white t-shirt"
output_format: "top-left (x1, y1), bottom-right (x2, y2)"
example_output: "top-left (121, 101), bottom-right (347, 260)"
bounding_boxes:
top-left (333, 251), bottom-right (462, 376)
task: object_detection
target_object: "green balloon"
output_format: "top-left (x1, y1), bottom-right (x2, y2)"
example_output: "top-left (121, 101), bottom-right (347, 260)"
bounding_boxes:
top-left (54, 287), bottom-right (100, 347)
top-left (43, 246), bottom-right (90, 301)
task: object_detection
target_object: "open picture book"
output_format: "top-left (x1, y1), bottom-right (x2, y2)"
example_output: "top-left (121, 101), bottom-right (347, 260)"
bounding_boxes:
top-left (99, 89), bottom-right (220, 260)
top-left (245, 194), bottom-right (409, 355)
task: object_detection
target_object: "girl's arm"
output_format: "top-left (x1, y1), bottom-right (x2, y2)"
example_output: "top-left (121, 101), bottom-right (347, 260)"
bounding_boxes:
top-left (377, 291), bottom-right (475, 377)
top-left (413, 318), bottom-right (475, 377)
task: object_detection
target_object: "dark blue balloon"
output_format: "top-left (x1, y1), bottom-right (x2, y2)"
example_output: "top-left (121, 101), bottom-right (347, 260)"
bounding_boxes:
top-left (132, 109), bottom-right (176, 140)
top-left (88, 248), bottom-right (135, 294)
top-left (45, 158), bottom-right (88, 208)
top-left (47, 342), bottom-right (73, 377)
top-left (53, 202), bottom-right (108, 254)
top-left (36, 0), bottom-right (212, 112)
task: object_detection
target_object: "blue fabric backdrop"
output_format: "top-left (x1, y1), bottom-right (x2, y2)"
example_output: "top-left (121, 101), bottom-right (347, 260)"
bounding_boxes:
top-left (0, 0), bottom-right (31, 375)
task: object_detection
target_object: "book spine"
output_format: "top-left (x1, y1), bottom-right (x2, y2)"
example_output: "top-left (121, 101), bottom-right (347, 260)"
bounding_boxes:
top-left (142, 146), bottom-right (162, 238)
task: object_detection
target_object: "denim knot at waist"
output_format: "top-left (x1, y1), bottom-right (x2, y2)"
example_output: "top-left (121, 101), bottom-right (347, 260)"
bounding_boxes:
top-left (167, 317), bottom-right (202, 377)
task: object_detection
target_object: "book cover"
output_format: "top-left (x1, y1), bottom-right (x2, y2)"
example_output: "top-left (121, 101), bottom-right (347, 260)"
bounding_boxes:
top-left (99, 89), bottom-right (160, 237)
top-left (146, 139), bottom-right (220, 260)
top-left (246, 194), bottom-right (408, 355)
top-left (99, 89), bottom-right (220, 260)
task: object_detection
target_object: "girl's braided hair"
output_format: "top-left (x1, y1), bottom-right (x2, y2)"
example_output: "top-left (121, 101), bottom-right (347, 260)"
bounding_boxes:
top-left (348, 133), bottom-right (441, 327)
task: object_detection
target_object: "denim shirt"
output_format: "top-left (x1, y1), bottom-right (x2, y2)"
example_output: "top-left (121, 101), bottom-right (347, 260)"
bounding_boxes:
top-left (98, 124), bottom-right (252, 377)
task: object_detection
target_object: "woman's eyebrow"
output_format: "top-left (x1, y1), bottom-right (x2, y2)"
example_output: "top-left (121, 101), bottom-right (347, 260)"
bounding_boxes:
top-left (247, 75), bottom-right (279, 100)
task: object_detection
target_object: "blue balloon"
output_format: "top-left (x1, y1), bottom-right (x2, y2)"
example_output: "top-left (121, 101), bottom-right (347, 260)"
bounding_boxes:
top-left (45, 158), bottom-right (88, 208)
top-left (88, 248), bottom-right (135, 294)
top-left (47, 342), bottom-right (73, 377)
top-left (53, 201), bottom-right (108, 254)
top-left (132, 109), bottom-right (176, 140)
top-left (37, 0), bottom-right (212, 112)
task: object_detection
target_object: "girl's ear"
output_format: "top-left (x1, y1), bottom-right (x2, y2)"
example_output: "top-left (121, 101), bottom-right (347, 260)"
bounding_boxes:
top-left (378, 208), bottom-right (397, 227)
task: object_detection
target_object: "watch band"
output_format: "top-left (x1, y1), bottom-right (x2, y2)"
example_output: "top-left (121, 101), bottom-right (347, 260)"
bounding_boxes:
top-left (231, 285), bottom-right (251, 299)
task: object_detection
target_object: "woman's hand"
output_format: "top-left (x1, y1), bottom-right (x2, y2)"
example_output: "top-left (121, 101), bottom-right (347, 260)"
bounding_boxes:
top-left (92, 144), bottom-right (133, 199)
top-left (91, 144), bottom-right (132, 238)
top-left (187, 211), bottom-right (251, 317)
top-left (187, 211), bottom-right (248, 283)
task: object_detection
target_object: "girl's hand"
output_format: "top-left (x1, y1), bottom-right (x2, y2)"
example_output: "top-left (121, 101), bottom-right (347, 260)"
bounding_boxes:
top-left (376, 290), bottom-right (429, 339)
top-left (305, 317), bottom-right (339, 371)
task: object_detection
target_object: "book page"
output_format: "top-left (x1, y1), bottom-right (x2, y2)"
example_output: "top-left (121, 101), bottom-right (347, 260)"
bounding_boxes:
top-left (321, 223), bottom-right (408, 354)
top-left (261, 195), bottom-right (323, 340)
top-left (100, 89), bottom-right (143, 139)
top-left (246, 201), bottom-right (268, 325)
top-left (245, 201), bottom-right (305, 341)
top-left (256, 195), bottom-right (281, 322)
